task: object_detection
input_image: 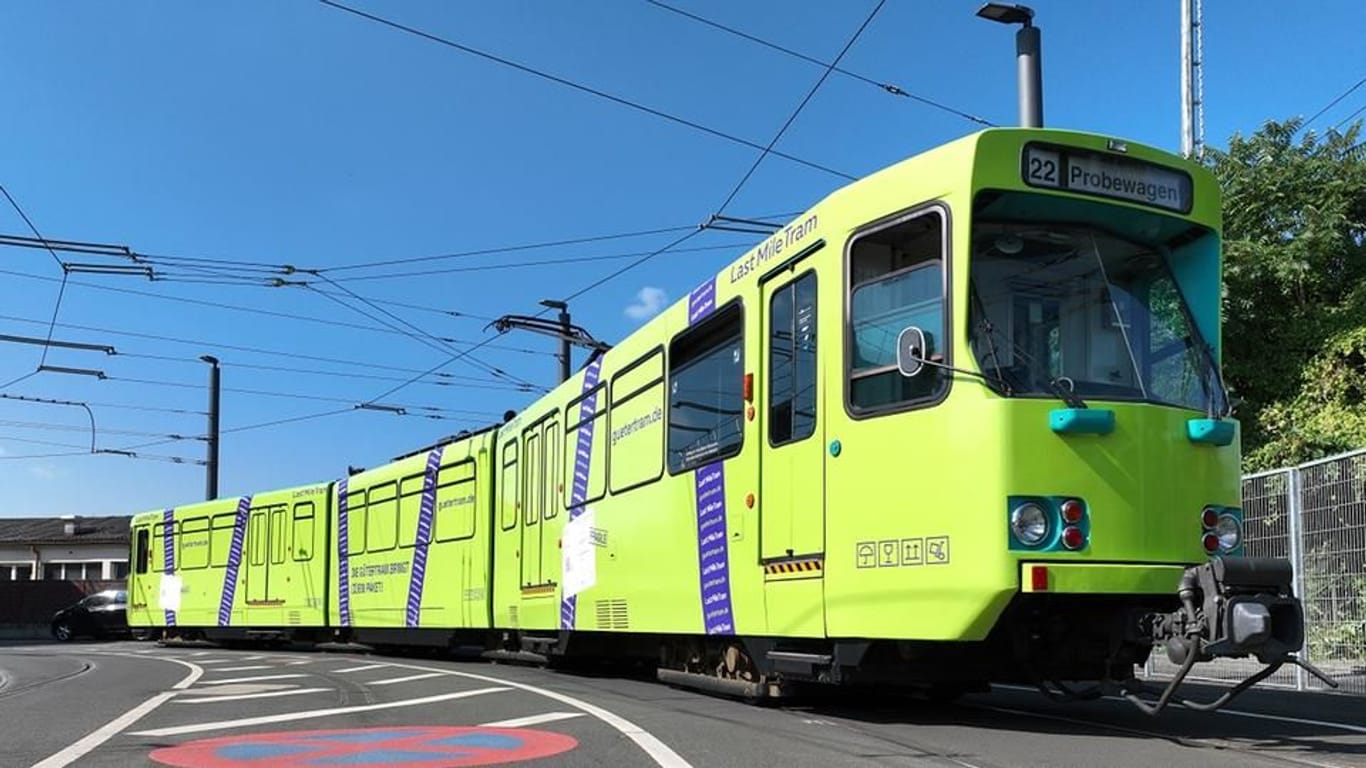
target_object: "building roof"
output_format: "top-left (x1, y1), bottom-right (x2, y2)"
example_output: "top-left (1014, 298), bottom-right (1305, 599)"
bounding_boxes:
top-left (0, 516), bottom-right (130, 545)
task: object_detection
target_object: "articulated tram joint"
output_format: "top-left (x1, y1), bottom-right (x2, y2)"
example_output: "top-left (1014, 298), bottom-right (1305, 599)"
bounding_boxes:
top-left (1125, 556), bottom-right (1337, 715)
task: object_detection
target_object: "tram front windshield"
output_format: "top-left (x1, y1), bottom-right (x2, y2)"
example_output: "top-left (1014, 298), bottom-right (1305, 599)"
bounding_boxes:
top-left (968, 192), bottom-right (1228, 415)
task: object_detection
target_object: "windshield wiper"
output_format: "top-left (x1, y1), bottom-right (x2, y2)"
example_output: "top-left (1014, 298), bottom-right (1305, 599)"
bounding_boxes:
top-left (970, 287), bottom-right (1087, 410)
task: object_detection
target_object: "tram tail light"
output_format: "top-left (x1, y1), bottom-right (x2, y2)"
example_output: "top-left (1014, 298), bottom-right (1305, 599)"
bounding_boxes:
top-left (1060, 498), bottom-right (1085, 525)
top-left (1201, 506), bottom-right (1220, 529)
top-left (1202, 533), bottom-right (1220, 554)
top-left (1061, 525), bottom-right (1086, 550)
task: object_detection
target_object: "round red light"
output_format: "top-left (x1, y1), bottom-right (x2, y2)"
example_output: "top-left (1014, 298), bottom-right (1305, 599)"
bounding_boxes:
top-left (1201, 507), bottom-right (1219, 529)
top-left (1202, 533), bottom-right (1220, 553)
top-left (1061, 525), bottom-right (1086, 550)
top-left (1061, 499), bottom-right (1085, 524)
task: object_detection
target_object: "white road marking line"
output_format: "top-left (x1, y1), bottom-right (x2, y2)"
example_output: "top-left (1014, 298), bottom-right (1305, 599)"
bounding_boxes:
top-left (238, 655), bottom-right (266, 660)
top-left (130, 687), bottom-right (510, 737)
top-left (284, 660), bottom-right (312, 666)
top-left (194, 659), bottom-right (241, 665)
top-left (367, 672), bottom-right (444, 686)
top-left (189, 651), bottom-right (212, 656)
top-left (200, 673), bottom-right (309, 685)
top-left (380, 661), bottom-right (693, 768)
top-left (29, 654), bottom-right (204, 768)
top-left (210, 665), bottom-right (273, 672)
top-left (481, 712), bottom-right (584, 728)
top-left (994, 683), bottom-right (1366, 735)
top-left (177, 687), bottom-right (332, 704)
top-left (333, 663), bottom-right (390, 673)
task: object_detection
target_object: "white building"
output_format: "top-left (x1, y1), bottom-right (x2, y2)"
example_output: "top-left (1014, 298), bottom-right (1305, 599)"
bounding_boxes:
top-left (0, 515), bottom-right (131, 581)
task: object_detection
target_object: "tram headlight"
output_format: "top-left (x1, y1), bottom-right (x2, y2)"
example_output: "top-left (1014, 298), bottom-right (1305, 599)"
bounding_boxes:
top-left (1010, 502), bottom-right (1050, 546)
top-left (1215, 514), bottom-right (1242, 552)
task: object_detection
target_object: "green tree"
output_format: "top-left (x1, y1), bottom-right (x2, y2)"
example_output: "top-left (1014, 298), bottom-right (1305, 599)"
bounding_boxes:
top-left (1203, 119), bottom-right (1366, 469)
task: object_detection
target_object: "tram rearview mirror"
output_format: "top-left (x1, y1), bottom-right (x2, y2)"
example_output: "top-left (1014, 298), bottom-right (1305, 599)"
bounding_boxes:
top-left (896, 326), bottom-right (928, 377)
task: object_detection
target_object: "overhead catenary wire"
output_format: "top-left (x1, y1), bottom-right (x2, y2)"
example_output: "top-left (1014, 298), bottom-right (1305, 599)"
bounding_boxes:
top-left (106, 375), bottom-right (501, 419)
top-left (0, 418), bottom-right (205, 441)
top-left (0, 392), bottom-right (206, 415)
top-left (0, 312), bottom-right (544, 376)
top-left (644, 0), bottom-right (992, 127)
top-left (1303, 73), bottom-right (1366, 132)
top-left (715, 0), bottom-right (885, 215)
top-left (317, 0), bottom-right (855, 181)
top-left (1332, 101), bottom-right (1366, 133)
top-left (0, 435), bottom-right (207, 464)
top-left (560, 1), bottom-right (884, 303)
top-left (0, 183), bottom-right (70, 389)
top-left (0, 270), bottom-right (534, 351)
top-left (299, 277), bottom-right (540, 390)
top-left (116, 353), bottom-right (540, 393)
top-left (319, 241), bottom-right (756, 283)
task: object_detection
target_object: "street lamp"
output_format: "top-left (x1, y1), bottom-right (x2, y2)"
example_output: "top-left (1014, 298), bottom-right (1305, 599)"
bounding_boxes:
top-left (976, 3), bottom-right (1043, 128)
top-left (200, 355), bottom-right (220, 500)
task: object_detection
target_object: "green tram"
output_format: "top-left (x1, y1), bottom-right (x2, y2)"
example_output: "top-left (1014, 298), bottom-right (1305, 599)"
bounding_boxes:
top-left (129, 128), bottom-right (1328, 713)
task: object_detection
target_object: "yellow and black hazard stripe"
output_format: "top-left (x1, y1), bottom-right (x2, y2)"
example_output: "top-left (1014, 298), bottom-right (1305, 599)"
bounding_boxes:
top-left (763, 558), bottom-right (824, 575)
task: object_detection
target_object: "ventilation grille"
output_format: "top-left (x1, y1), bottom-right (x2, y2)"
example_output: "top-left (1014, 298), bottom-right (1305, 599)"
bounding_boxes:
top-left (508, 605), bottom-right (519, 628)
top-left (594, 599), bottom-right (629, 630)
top-left (287, 610), bottom-right (301, 625)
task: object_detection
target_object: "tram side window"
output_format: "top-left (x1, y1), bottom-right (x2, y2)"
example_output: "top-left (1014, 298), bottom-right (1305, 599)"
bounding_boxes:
top-left (345, 488), bottom-right (367, 556)
top-left (367, 482), bottom-right (398, 552)
top-left (668, 302), bottom-right (744, 474)
top-left (770, 272), bottom-right (817, 445)
top-left (181, 518), bottom-right (210, 570)
top-left (154, 522), bottom-right (175, 570)
top-left (292, 503), bottom-right (315, 561)
top-left (210, 514), bottom-right (235, 567)
top-left (564, 385), bottom-right (607, 509)
top-left (848, 210), bottom-right (947, 412)
top-left (499, 441), bottom-right (518, 531)
top-left (608, 349), bottom-right (665, 493)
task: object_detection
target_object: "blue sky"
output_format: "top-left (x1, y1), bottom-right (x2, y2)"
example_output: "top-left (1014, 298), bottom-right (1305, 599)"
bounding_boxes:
top-left (1, 1), bottom-right (1362, 518)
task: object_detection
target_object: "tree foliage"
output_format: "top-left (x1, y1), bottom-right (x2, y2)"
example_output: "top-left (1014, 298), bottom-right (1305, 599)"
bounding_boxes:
top-left (1203, 119), bottom-right (1366, 470)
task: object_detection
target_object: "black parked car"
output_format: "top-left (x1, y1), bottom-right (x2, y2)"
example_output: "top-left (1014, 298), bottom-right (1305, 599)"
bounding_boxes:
top-left (51, 589), bottom-right (129, 641)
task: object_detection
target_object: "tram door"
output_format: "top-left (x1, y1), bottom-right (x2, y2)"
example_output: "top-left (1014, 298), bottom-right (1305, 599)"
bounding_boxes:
top-left (245, 505), bottom-right (287, 620)
top-left (759, 266), bottom-right (827, 636)
top-left (520, 427), bottom-right (544, 588)
top-left (246, 508), bottom-right (269, 604)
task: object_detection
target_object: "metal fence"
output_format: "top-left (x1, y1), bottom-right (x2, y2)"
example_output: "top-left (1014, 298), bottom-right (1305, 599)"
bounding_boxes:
top-left (1146, 448), bottom-right (1366, 696)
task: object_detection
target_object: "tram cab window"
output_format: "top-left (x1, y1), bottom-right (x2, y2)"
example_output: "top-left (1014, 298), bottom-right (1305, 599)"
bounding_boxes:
top-left (847, 209), bottom-right (947, 412)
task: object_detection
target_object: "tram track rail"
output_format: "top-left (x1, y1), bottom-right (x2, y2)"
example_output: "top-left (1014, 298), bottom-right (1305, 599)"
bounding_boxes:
top-left (0, 653), bottom-right (94, 702)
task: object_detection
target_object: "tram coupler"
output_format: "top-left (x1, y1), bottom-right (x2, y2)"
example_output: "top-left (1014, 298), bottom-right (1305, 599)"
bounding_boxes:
top-left (1127, 556), bottom-right (1337, 715)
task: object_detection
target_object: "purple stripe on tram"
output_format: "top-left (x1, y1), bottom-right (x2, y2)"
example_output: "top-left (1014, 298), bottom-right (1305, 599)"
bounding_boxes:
top-left (687, 277), bottom-right (735, 635)
top-left (695, 461), bottom-right (734, 634)
top-left (337, 478), bottom-right (352, 627)
top-left (559, 356), bottom-right (604, 630)
top-left (216, 495), bottom-right (252, 626)
top-left (162, 507), bottom-right (176, 627)
top-left (405, 446), bottom-right (446, 627)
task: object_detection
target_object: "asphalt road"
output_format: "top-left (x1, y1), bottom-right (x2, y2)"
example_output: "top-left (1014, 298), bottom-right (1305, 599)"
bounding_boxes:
top-left (2, 640), bottom-right (1363, 767)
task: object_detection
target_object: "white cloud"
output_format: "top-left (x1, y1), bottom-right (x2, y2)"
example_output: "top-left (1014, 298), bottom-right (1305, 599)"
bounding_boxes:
top-left (624, 286), bottom-right (668, 320)
top-left (28, 464), bottom-right (57, 481)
